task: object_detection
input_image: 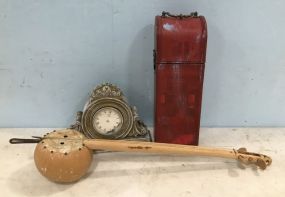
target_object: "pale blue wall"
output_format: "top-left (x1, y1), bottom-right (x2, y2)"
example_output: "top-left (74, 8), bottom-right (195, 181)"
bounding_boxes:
top-left (1, 0), bottom-right (285, 127)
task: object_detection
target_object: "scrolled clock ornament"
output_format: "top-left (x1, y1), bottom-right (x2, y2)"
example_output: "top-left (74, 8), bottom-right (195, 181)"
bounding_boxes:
top-left (70, 83), bottom-right (151, 141)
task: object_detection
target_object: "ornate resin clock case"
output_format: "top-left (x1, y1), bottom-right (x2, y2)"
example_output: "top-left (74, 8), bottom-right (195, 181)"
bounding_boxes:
top-left (70, 83), bottom-right (151, 141)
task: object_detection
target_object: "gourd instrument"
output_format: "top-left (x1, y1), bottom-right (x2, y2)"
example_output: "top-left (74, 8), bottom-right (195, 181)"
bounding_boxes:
top-left (10, 129), bottom-right (272, 183)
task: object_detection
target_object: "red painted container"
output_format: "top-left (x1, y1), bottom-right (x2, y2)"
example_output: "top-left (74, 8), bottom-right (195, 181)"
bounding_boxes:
top-left (154, 12), bottom-right (207, 145)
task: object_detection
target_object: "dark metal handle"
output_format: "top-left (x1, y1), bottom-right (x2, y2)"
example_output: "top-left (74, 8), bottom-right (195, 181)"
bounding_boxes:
top-left (9, 136), bottom-right (42, 144)
top-left (153, 49), bottom-right (156, 70)
top-left (161, 11), bottom-right (198, 19)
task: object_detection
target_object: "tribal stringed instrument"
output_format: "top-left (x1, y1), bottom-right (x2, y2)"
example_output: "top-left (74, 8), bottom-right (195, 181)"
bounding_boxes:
top-left (10, 129), bottom-right (272, 183)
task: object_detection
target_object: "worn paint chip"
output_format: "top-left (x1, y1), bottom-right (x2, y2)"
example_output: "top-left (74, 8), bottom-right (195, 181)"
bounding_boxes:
top-left (163, 23), bottom-right (174, 31)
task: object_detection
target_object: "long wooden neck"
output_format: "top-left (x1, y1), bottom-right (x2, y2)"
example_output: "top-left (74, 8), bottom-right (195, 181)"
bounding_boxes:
top-left (83, 139), bottom-right (272, 170)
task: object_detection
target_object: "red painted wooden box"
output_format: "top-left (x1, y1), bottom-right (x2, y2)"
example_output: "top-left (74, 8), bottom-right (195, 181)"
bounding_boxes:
top-left (154, 12), bottom-right (207, 145)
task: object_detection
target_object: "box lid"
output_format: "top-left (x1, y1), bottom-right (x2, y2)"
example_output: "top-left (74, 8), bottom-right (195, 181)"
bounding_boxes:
top-left (155, 13), bottom-right (207, 63)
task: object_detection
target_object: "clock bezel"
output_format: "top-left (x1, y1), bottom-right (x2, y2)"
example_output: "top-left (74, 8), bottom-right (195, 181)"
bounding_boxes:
top-left (81, 98), bottom-right (134, 139)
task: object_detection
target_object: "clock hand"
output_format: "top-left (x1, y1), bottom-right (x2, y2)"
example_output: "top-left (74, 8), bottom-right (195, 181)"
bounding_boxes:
top-left (106, 130), bottom-right (114, 134)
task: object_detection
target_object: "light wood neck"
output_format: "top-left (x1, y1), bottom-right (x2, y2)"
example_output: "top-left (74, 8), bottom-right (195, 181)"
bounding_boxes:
top-left (84, 139), bottom-right (272, 170)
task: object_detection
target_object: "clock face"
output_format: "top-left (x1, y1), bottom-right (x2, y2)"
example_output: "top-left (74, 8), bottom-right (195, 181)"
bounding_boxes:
top-left (93, 107), bottom-right (123, 135)
top-left (82, 97), bottom-right (134, 139)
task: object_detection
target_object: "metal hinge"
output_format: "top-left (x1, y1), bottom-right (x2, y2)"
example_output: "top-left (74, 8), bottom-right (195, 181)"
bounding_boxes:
top-left (161, 11), bottom-right (198, 19)
top-left (153, 49), bottom-right (156, 70)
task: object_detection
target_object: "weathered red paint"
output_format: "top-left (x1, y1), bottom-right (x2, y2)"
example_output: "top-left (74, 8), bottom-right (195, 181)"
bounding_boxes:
top-left (154, 13), bottom-right (207, 145)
